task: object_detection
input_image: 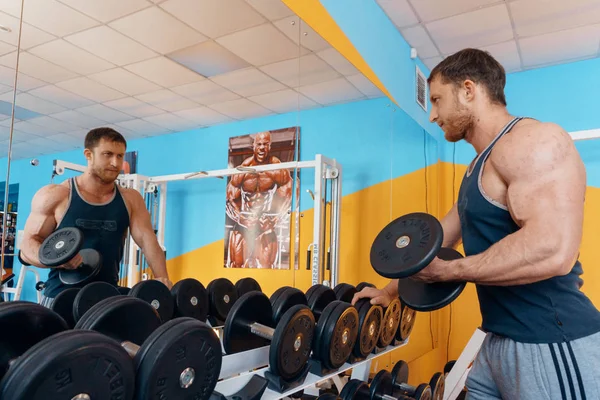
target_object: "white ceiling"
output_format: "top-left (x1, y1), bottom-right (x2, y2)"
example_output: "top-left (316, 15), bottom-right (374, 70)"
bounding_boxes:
top-left (0, 0), bottom-right (384, 160)
top-left (377, 0), bottom-right (600, 73)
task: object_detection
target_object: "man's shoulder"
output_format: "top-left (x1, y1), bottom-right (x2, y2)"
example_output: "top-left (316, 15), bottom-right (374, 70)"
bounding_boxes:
top-left (36, 182), bottom-right (70, 198)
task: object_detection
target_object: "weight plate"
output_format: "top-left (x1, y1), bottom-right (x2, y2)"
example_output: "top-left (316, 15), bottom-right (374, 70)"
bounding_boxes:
top-left (50, 288), bottom-right (80, 328)
top-left (333, 283), bottom-right (357, 303)
top-left (207, 278), bottom-right (238, 324)
top-left (413, 384), bottom-right (433, 400)
top-left (397, 247), bottom-right (466, 312)
top-left (306, 284), bottom-right (336, 321)
top-left (0, 302), bottom-right (68, 380)
top-left (78, 296), bottom-right (162, 346)
top-left (312, 301), bottom-right (340, 364)
top-left (370, 213), bottom-right (443, 279)
top-left (378, 298), bottom-right (401, 348)
top-left (352, 299), bottom-right (383, 358)
top-left (355, 282), bottom-right (375, 292)
top-left (370, 370), bottom-right (394, 400)
top-left (38, 227), bottom-right (83, 267)
top-left (223, 291), bottom-right (274, 354)
top-left (134, 317), bottom-right (222, 400)
top-left (444, 360), bottom-right (456, 375)
top-left (340, 379), bottom-right (369, 400)
top-left (59, 248), bottom-right (102, 285)
top-left (322, 301), bottom-right (359, 370)
top-left (391, 360), bottom-right (410, 388)
top-left (72, 281), bottom-right (120, 323)
top-left (270, 305), bottom-right (315, 381)
top-left (118, 286), bottom-right (131, 295)
top-left (235, 277), bottom-right (262, 297)
top-left (430, 372), bottom-right (445, 400)
top-left (0, 330), bottom-right (135, 400)
top-left (396, 303), bottom-right (417, 341)
top-left (272, 287), bottom-right (308, 325)
top-left (171, 278), bottom-right (209, 322)
top-left (130, 279), bottom-right (175, 322)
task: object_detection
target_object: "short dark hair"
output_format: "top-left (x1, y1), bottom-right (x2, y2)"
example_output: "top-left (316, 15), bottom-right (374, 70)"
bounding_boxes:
top-left (84, 127), bottom-right (127, 150)
top-left (428, 48), bottom-right (507, 106)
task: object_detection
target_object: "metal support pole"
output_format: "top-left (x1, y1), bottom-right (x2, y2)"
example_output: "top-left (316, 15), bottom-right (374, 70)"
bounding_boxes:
top-left (312, 155), bottom-right (324, 286)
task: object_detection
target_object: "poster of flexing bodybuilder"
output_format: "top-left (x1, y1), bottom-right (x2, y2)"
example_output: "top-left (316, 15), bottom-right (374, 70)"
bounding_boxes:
top-left (224, 127), bottom-right (299, 269)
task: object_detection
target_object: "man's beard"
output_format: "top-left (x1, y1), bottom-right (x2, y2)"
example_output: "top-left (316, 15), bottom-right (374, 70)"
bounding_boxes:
top-left (91, 165), bottom-right (118, 184)
top-left (444, 102), bottom-right (473, 143)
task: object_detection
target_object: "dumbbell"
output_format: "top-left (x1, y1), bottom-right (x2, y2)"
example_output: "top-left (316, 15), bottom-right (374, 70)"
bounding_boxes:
top-left (171, 278), bottom-right (209, 322)
top-left (306, 284), bottom-right (359, 370)
top-left (235, 277), bottom-right (262, 298)
top-left (333, 283), bottom-right (357, 303)
top-left (50, 281), bottom-right (120, 327)
top-left (388, 360), bottom-right (444, 400)
top-left (0, 301), bottom-right (136, 400)
top-left (38, 227), bottom-right (103, 285)
top-left (75, 295), bottom-right (222, 400)
top-left (207, 278), bottom-right (239, 326)
top-left (396, 303), bottom-right (417, 342)
top-left (223, 291), bottom-right (315, 381)
top-left (269, 286), bottom-right (308, 324)
top-left (370, 212), bottom-right (466, 311)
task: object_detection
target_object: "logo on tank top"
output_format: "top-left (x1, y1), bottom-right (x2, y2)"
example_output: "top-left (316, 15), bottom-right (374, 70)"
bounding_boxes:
top-left (75, 218), bottom-right (118, 231)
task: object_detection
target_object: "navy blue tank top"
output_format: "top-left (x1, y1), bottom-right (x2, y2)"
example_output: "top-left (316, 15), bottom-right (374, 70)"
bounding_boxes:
top-left (44, 178), bottom-right (130, 297)
top-left (457, 117), bottom-right (600, 343)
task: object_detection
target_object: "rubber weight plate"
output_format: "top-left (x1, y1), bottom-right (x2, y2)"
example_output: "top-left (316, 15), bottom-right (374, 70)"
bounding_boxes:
top-left (223, 291), bottom-right (273, 354)
top-left (397, 247), bottom-right (466, 312)
top-left (429, 372), bottom-right (445, 400)
top-left (50, 288), bottom-right (80, 328)
top-left (235, 277), bottom-right (262, 297)
top-left (340, 379), bottom-right (369, 400)
top-left (321, 301), bottom-right (359, 370)
top-left (59, 248), bottom-right (102, 285)
top-left (396, 303), bottom-right (416, 342)
top-left (38, 227), bottom-right (83, 267)
top-left (72, 281), bottom-right (119, 323)
top-left (271, 287), bottom-right (308, 325)
top-left (370, 370), bottom-right (395, 399)
top-left (207, 278), bottom-right (238, 323)
top-left (270, 305), bottom-right (315, 381)
top-left (130, 279), bottom-right (175, 322)
top-left (378, 298), bottom-right (401, 348)
top-left (134, 317), bottom-right (222, 400)
top-left (333, 283), bottom-right (357, 303)
top-left (370, 213), bottom-right (443, 279)
top-left (306, 284), bottom-right (336, 321)
top-left (355, 282), bottom-right (375, 292)
top-left (352, 299), bottom-right (383, 358)
top-left (171, 278), bottom-right (209, 322)
top-left (0, 330), bottom-right (135, 400)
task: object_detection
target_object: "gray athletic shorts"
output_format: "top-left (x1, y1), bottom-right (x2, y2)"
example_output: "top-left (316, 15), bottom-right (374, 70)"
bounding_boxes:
top-left (466, 331), bottom-right (600, 399)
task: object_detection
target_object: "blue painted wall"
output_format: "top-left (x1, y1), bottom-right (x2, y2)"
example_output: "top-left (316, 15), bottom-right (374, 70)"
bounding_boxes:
top-left (1, 97), bottom-right (438, 302)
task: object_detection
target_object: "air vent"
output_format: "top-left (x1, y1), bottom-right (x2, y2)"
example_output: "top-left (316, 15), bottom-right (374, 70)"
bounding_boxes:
top-left (416, 65), bottom-right (427, 112)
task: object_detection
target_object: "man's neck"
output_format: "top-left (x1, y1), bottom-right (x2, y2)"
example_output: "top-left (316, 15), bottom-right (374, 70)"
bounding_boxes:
top-left (465, 107), bottom-right (514, 154)
top-left (77, 173), bottom-right (114, 196)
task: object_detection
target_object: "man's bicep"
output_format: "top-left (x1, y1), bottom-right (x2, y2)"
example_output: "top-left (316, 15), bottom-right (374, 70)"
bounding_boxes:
top-left (23, 186), bottom-right (61, 239)
top-left (127, 191), bottom-right (153, 246)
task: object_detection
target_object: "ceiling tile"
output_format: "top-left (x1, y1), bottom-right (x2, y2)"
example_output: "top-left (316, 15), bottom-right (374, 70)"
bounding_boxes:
top-left (423, 56), bottom-right (443, 70)
top-left (0, 84), bottom-right (11, 95)
top-left (173, 107), bottom-right (233, 125)
top-left (172, 81), bottom-right (240, 105)
top-left (103, 98), bottom-right (165, 118)
top-left (28, 135), bottom-right (69, 152)
top-left (27, 116), bottom-right (82, 133)
top-left (510, 0), bottom-right (600, 38)
top-left (89, 68), bottom-right (161, 96)
top-left (217, 23), bottom-right (307, 66)
top-left (260, 54), bottom-right (340, 87)
top-left (2, 92), bottom-right (67, 114)
top-left (135, 89), bottom-right (199, 112)
top-left (0, 66), bottom-right (46, 91)
top-left (65, 26), bottom-right (157, 66)
top-left (58, 0), bottom-right (151, 23)
top-left (14, 120), bottom-right (61, 136)
top-left (0, 52), bottom-right (79, 83)
top-left (76, 104), bottom-right (134, 123)
top-left (116, 119), bottom-right (171, 135)
top-left (316, 48), bottom-right (360, 76)
top-left (273, 16), bottom-right (331, 52)
top-left (480, 40), bottom-right (522, 72)
top-left (248, 89), bottom-right (318, 113)
top-left (210, 68), bottom-right (286, 97)
top-left (376, 0), bottom-right (419, 28)
top-left (17, 0), bottom-right (99, 37)
top-left (346, 74), bottom-right (385, 98)
top-left (50, 110), bottom-right (109, 129)
top-left (298, 78), bottom-right (365, 105)
top-left (519, 24), bottom-right (600, 67)
top-left (110, 7), bottom-right (207, 54)
top-left (0, 41), bottom-right (16, 57)
top-left (400, 25), bottom-right (439, 59)
top-left (124, 57), bottom-right (204, 87)
top-left (45, 133), bottom-right (85, 147)
top-left (160, 0), bottom-right (266, 38)
top-left (105, 124), bottom-right (146, 140)
top-left (410, 0), bottom-right (501, 22)
top-left (56, 77), bottom-right (127, 103)
top-left (27, 85), bottom-right (95, 109)
top-left (245, 0), bottom-right (295, 20)
top-left (426, 4), bottom-right (513, 54)
top-left (0, 12), bottom-right (56, 49)
top-left (210, 98), bottom-right (272, 119)
top-left (143, 113), bottom-right (199, 131)
top-left (29, 39), bottom-right (115, 75)
top-left (166, 41), bottom-right (250, 77)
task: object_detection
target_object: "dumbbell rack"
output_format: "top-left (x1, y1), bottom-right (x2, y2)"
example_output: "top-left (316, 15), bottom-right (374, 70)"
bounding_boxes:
top-left (212, 326), bottom-right (408, 400)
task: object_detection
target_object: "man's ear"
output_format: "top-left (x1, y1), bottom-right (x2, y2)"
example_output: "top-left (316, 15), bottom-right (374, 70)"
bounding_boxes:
top-left (83, 148), bottom-right (92, 162)
top-left (463, 79), bottom-right (476, 101)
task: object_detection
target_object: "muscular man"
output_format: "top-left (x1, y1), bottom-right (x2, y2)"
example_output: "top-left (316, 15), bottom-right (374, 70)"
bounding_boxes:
top-left (21, 127), bottom-right (172, 306)
top-left (353, 49), bottom-right (600, 399)
top-left (226, 131), bottom-right (293, 268)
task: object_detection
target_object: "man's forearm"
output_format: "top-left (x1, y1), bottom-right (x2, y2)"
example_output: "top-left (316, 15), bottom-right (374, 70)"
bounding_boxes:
top-left (383, 279), bottom-right (399, 297)
top-left (143, 238), bottom-right (169, 279)
top-left (21, 237), bottom-right (48, 269)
